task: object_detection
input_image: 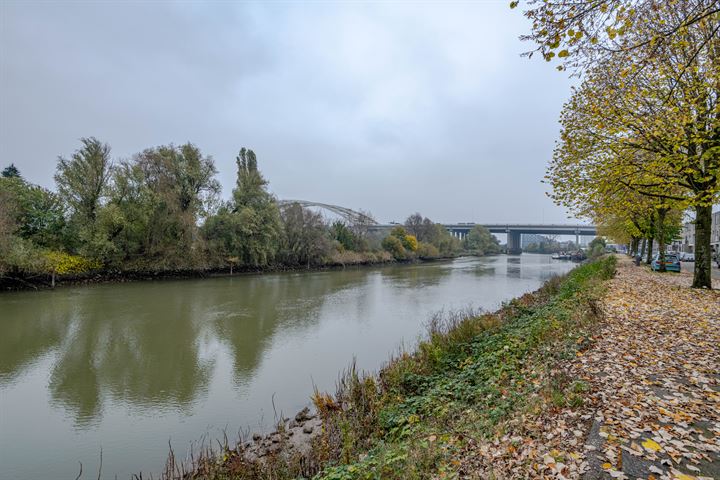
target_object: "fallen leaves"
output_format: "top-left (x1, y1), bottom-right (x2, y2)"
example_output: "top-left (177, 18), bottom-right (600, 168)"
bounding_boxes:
top-left (455, 257), bottom-right (720, 478)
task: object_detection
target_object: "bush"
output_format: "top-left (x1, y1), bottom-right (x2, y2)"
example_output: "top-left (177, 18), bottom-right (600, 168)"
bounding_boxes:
top-left (416, 242), bottom-right (440, 259)
top-left (382, 235), bottom-right (407, 260)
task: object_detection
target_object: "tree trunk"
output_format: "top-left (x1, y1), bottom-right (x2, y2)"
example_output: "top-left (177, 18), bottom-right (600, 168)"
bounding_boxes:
top-left (656, 208), bottom-right (667, 273)
top-left (692, 204), bottom-right (713, 289)
top-left (631, 237), bottom-right (640, 256)
top-left (640, 238), bottom-right (647, 258)
top-left (51, 272), bottom-right (55, 288)
top-left (646, 237), bottom-right (654, 264)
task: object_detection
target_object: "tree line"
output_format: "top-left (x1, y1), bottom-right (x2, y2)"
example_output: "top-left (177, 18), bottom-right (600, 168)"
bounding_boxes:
top-left (515, 0), bottom-right (719, 288)
top-left (0, 141), bottom-right (500, 287)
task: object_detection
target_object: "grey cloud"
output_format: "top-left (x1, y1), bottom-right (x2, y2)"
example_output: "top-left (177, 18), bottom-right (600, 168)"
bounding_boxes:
top-left (1, 1), bottom-right (577, 224)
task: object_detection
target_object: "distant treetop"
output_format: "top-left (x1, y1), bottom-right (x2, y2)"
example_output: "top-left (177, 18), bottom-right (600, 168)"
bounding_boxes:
top-left (2, 163), bottom-right (21, 178)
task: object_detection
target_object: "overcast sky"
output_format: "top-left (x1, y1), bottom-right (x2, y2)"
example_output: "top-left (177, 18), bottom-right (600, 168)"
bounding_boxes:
top-left (1, 1), bottom-right (578, 224)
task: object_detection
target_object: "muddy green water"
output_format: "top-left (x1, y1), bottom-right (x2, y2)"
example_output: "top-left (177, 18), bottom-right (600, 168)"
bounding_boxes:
top-left (0, 254), bottom-right (574, 479)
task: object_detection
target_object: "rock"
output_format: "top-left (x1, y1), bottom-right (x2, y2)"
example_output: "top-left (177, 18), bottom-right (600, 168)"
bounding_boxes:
top-left (295, 407), bottom-right (311, 422)
top-left (252, 433), bottom-right (262, 442)
top-left (303, 424), bottom-right (314, 434)
top-left (288, 420), bottom-right (298, 428)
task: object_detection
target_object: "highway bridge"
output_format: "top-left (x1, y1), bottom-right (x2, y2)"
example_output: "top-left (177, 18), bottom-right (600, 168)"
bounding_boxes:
top-left (279, 200), bottom-right (596, 254)
top-left (371, 224), bottom-right (597, 254)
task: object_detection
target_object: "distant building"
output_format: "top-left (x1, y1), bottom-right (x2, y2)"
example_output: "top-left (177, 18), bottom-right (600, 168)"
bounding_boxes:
top-left (521, 234), bottom-right (551, 249)
top-left (673, 209), bottom-right (720, 253)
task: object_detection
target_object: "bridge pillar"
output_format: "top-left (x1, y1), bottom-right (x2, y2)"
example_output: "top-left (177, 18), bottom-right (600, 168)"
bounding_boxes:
top-left (575, 229), bottom-right (579, 248)
top-left (507, 230), bottom-right (522, 255)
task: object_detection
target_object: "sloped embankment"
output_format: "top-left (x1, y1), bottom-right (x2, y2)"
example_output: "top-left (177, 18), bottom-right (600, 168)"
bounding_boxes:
top-left (160, 257), bottom-right (617, 479)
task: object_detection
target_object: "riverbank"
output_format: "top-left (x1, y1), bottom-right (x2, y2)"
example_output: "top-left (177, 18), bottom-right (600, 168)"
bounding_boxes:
top-left (151, 256), bottom-right (617, 479)
top-left (1, 251), bottom-right (490, 292)
top-left (0, 250), bottom-right (499, 292)
top-left (0, 251), bottom-right (392, 291)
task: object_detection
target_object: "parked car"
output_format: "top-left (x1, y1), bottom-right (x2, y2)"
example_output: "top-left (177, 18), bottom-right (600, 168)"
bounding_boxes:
top-left (650, 253), bottom-right (681, 272)
top-left (678, 252), bottom-right (695, 262)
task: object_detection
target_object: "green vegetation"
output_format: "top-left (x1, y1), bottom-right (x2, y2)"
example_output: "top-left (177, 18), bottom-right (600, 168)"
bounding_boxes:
top-left (1, 144), bottom-right (499, 289)
top-left (312, 256), bottom-right (615, 479)
top-left (174, 256), bottom-right (615, 479)
top-left (587, 237), bottom-right (607, 259)
top-left (380, 214), bottom-right (502, 261)
top-left (524, 239), bottom-right (578, 254)
top-left (462, 225), bottom-right (500, 255)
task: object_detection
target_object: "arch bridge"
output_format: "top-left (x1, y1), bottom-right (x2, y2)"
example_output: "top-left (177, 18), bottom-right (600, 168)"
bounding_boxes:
top-left (279, 200), bottom-right (596, 254)
top-left (278, 200), bottom-right (378, 226)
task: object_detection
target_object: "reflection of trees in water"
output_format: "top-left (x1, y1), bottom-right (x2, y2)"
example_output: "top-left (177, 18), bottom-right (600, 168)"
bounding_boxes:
top-left (378, 262), bottom-right (453, 289)
top-left (0, 292), bottom-right (75, 384)
top-left (208, 269), bottom-right (369, 384)
top-left (47, 285), bottom-right (214, 426)
top-left (0, 270), bottom-right (373, 426)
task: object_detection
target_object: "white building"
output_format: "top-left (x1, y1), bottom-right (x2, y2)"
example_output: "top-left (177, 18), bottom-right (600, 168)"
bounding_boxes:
top-left (675, 209), bottom-right (720, 253)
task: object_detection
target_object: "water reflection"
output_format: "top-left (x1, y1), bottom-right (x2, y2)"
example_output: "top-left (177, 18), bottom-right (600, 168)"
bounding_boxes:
top-left (47, 287), bottom-right (215, 425)
top-left (379, 261), bottom-right (454, 289)
top-left (0, 294), bottom-right (75, 384)
top-left (506, 256), bottom-right (522, 278)
top-left (3, 269), bottom-right (374, 425)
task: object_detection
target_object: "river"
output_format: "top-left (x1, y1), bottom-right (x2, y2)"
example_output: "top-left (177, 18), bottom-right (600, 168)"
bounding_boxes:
top-left (0, 254), bottom-right (575, 479)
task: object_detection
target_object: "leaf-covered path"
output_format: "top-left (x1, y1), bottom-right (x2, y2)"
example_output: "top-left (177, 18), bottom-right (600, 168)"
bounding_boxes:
top-left (462, 257), bottom-right (720, 479)
top-left (576, 258), bottom-right (720, 480)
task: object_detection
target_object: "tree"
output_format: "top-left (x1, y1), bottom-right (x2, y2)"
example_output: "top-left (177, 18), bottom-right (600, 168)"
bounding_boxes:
top-left (404, 213), bottom-right (440, 242)
top-left (94, 143), bottom-right (220, 268)
top-left (404, 213), bottom-right (425, 239)
top-left (55, 137), bottom-right (112, 227)
top-left (463, 225), bottom-right (500, 255)
top-left (382, 235), bottom-right (406, 260)
top-left (588, 237), bottom-right (607, 259)
top-left (2, 164), bottom-right (20, 178)
top-left (0, 176), bottom-right (66, 249)
top-left (349, 209), bottom-right (376, 241)
top-left (542, 6), bottom-right (719, 287)
top-left (203, 148), bottom-right (280, 267)
top-left (514, 0), bottom-right (720, 72)
top-left (331, 221), bottom-right (364, 251)
top-left (279, 203), bottom-right (332, 266)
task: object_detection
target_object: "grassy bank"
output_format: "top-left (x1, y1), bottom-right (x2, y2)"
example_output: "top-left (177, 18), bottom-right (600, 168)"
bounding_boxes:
top-left (157, 256), bottom-right (616, 480)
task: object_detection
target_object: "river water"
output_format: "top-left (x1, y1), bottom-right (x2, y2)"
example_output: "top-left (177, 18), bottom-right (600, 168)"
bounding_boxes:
top-left (0, 254), bottom-right (575, 479)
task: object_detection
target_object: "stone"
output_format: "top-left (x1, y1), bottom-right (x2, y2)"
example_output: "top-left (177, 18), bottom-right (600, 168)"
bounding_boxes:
top-left (303, 424), bottom-right (314, 434)
top-left (295, 407), bottom-right (311, 422)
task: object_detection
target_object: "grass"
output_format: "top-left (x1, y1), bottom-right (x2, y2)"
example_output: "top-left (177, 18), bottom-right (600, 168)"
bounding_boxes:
top-left (154, 256), bottom-right (616, 480)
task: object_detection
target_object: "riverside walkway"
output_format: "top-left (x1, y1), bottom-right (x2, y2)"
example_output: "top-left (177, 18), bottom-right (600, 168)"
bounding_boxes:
top-left (459, 256), bottom-right (720, 479)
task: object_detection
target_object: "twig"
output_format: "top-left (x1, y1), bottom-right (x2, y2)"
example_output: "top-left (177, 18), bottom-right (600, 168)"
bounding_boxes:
top-left (97, 447), bottom-right (103, 480)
